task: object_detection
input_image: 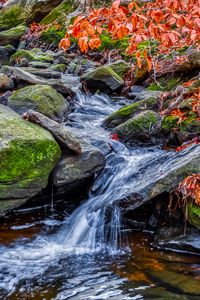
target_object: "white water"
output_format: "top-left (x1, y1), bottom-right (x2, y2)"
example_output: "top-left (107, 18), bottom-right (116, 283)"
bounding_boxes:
top-left (0, 92), bottom-right (197, 297)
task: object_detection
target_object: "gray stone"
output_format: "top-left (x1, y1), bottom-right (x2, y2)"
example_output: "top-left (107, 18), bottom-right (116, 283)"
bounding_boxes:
top-left (53, 127), bottom-right (105, 194)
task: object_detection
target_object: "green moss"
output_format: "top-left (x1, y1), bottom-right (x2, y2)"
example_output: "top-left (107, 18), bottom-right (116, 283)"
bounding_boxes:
top-left (0, 139), bottom-right (60, 182)
top-left (99, 32), bottom-right (130, 54)
top-left (0, 6), bottom-right (27, 31)
top-left (108, 60), bottom-right (130, 77)
top-left (148, 76), bottom-right (183, 92)
top-left (188, 202), bottom-right (200, 230)
top-left (41, 1), bottom-right (74, 25)
top-left (8, 84), bottom-right (68, 120)
top-left (10, 49), bottom-right (54, 64)
top-left (51, 64), bottom-right (67, 72)
top-left (104, 97), bottom-right (158, 128)
top-left (115, 110), bottom-right (161, 143)
top-left (0, 104), bottom-right (61, 203)
top-left (161, 115), bottom-right (179, 132)
top-left (40, 25), bottom-right (66, 46)
top-left (0, 25), bottom-right (27, 46)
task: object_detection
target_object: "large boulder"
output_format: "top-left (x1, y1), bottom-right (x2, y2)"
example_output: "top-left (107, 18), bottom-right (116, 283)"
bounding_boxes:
top-left (8, 84), bottom-right (69, 121)
top-left (0, 104), bottom-right (61, 215)
top-left (115, 110), bottom-right (162, 145)
top-left (103, 97), bottom-right (158, 128)
top-left (0, 25), bottom-right (27, 46)
top-left (81, 65), bottom-right (124, 94)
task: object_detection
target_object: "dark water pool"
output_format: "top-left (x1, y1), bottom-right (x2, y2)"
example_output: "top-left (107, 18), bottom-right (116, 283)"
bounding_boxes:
top-left (0, 200), bottom-right (200, 300)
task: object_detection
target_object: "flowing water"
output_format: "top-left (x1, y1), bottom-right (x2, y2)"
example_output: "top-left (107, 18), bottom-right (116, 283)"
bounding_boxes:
top-left (0, 92), bottom-right (200, 299)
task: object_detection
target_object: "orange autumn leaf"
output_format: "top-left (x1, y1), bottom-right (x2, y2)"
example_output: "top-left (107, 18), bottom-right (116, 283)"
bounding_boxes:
top-left (89, 37), bottom-right (101, 50)
top-left (59, 37), bottom-right (71, 51)
top-left (78, 36), bottom-right (88, 53)
top-left (151, 10), bottom-right (165, 23)
top-left (135, 50), bottom-right (142, 69)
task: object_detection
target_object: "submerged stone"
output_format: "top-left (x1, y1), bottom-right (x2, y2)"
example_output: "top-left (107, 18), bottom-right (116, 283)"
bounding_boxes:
top-left (8, 84), bottom-right (69, 121)
top-left (0, 104), bottom-right (61, 215)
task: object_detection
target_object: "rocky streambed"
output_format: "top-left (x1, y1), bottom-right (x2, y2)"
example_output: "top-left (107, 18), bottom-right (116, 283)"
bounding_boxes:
top-left (0, 0), bottom-right (200, 298)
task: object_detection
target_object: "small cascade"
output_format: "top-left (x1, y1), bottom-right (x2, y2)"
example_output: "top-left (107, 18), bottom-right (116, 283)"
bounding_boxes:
top-left (0, 91), bottom-right (193, 296)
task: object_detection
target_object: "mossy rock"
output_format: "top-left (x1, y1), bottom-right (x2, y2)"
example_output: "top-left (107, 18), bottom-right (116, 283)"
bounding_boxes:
top-left (103, 97), bottom-right (158, 128)
top-left (0, 6), bottom-right (27, 31)
top-left (161, 114), bottom-right (200, 143)
top-left (8, 84), bottom-right (69, 121)
top-left (10, 48), bottom-right (54, 64)
top-left (0, 104), bottom-right (61, 215)
top-left (188, 202), bottom-right (200, 230)
top-left (51, 64), bottom-right (67, 72)
top-left (81, 66), bottom-right (124, 93)
top-left (0, 25), bottom-right (27, 46)
top-left (41, 0), bottom-right (74, 25)
top-left (107, 60), bottom-right (130, 77)
top-left (115, 110), bottom-right (162, 145)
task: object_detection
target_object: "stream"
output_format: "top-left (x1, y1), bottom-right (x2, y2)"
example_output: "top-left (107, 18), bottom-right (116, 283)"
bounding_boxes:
top-left (0, 92), bottom-right (200, 299)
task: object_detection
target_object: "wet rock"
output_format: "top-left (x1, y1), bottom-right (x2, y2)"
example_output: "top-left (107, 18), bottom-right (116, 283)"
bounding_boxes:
top-left (115, 110), bottom-right (162, 145)
top-left (0, 104), bottom-right (61, 215)
top-left (1, 65), bottom-right (73, 94)
top-left (8, 84), bottom-right (69, 121)
top-left (81, 65), bottom-right (124, 94)
top-left (103, 97), bottom-right (158, 128)
top-left (0, 25), bottom-right (27, 46)
top-left (0, 73), bottom-right (14, 91)
top-left (24, 110), bottom-right (82, 154)
top-left (53, 128), bottom-right (105, 194)
top-left (147, 268), bottom-right (200, 295)
top-left (154, 225), bottom-right (200, 255)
